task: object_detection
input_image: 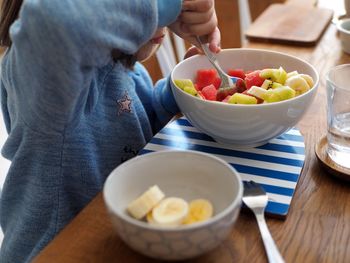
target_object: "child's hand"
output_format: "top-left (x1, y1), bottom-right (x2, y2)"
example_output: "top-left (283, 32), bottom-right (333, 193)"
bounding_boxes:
top-left (169, 0), bottom-right (221, 53)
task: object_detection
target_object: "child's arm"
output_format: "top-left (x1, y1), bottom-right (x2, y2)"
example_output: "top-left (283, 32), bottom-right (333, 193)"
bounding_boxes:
top-left (5, 0), bottom-right (182, 132)
top-left (130, 63), bottom-right (179, 132)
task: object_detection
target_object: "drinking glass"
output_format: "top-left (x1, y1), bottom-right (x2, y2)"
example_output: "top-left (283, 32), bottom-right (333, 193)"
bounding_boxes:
top-left (326, 64), bottom-right (350, 169)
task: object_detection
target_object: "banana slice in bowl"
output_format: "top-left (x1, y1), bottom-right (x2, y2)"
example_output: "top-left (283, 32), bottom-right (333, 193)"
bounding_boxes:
top-left (152, 197), bottom-right (189, 227)
top-left (183, 199), bottom-right (214, 225)
top-left (126, 185), bottom-right (165, 220)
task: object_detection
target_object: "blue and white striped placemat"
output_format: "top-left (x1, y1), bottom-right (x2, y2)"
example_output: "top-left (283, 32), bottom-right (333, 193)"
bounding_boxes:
top-left (139, 117), bottom-right (305, 218)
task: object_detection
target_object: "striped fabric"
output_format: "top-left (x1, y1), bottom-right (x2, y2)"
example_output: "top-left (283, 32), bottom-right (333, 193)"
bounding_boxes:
top-left (139, 117), bottom-right (305, 218)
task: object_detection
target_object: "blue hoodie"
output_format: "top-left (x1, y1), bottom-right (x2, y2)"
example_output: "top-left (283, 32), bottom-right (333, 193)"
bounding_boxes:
top-left (0, 0), bottom-right (182, 262)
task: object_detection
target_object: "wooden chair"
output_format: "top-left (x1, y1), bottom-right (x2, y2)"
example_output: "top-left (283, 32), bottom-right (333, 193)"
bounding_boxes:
top-left (155, 32), bottom-right (187, 77)
top-left (238, 0), bottom-right (252, 46)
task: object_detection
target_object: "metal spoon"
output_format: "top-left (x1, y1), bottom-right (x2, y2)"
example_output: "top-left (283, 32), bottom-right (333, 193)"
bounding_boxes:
top-left (242, 181), bottom-right (285, 263)
top-left (196, 36), bottom-right (234, 89)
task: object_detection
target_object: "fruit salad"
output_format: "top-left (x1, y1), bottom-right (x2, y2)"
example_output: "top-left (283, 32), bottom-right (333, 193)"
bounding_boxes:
top-left (127, 185), bottom-right (213, 227)
top-left (174, 67), bottom-right (314, 104)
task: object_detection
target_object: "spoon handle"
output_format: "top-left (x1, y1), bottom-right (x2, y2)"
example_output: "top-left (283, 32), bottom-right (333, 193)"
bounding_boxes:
top-left (196, 36), bottom-right (233, 88)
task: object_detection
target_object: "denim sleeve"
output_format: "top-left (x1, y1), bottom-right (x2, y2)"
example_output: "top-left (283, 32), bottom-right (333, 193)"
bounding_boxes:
top-left (6, 0), bottom-right (181, 133)
top-left (131, 63), bottom-right (179, 132)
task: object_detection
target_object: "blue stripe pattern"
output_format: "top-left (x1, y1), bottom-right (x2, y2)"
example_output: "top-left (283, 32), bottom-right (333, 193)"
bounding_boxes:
top-left (232, 164), bottom-right (300, 182)
top-left (276, 133), bottom-right (304, 142)
top-left (150, 137), bottom-right (304, 167)
top-left (140, 117), bottom-right (305, 218)
top-left (257, 143), bottom-right (305, 155)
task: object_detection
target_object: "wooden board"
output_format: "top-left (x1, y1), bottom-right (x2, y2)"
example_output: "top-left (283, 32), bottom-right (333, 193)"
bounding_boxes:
top-left (245, 4), bottom-right (333, 46)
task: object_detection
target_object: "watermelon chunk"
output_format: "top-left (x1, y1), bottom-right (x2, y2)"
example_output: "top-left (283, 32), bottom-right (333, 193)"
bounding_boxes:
top-left (228, 69), bottom-right (246, 79)
top-left (213, 77), bottom-right (221, 89)
top-left (235, 78), bottom-right (247, 93)
top-left (245, 70), bottom-right (265, 89)
top-left (195, 69), bottom-right (218, 90)
top-left (201, 84), bottom-right (217, 101)
top-left (222, 95), bottom-right (231, 103)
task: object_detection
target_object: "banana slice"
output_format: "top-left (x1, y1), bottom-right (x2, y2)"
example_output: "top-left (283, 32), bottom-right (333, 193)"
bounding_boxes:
top-left (247, 86), bottom-right (268, 100)
top-left (127, 185), bottom-right (165, 220)
top-left (286, 70), bottom-right (299, 79)
top-left (183, 199), bottom-right (214, 225)
top-left (146, 210), bottom-right (157, 225)
top-left (284, 75), bottom-right (310, 96)
top-left (299, 74), bottom-right (314, 88)
top-left (152, 197), bottom-right (189, 227)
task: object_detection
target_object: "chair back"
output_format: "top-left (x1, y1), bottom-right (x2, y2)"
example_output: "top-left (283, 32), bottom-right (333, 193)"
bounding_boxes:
top-left (155, 32), bottom-right (187, 77)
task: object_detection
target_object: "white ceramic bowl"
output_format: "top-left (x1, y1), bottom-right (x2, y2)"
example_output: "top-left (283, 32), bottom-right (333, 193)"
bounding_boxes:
top-left (337, 18), bottom-right (350, 54)
top-left (171, 48), bottom-right (319, 147)
top-left (103, 150), bottom-right (243, 261)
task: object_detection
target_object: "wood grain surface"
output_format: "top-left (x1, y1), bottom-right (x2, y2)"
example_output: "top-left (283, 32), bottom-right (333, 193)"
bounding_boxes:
top-left (33, 1), bottom-right (350, 263)
top-left (245, 4), bottom-right (333, 45)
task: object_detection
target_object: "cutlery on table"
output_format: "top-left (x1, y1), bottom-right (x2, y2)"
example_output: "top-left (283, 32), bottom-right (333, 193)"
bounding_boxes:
top-left (242, 180), bottom-right (285, 263)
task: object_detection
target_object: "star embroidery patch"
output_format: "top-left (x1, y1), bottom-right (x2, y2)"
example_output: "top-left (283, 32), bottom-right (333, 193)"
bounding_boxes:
top-left (117, 92), bottom-right (132, 115)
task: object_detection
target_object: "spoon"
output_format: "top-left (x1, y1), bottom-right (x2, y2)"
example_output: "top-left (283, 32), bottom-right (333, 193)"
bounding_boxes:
top-left (196, 36), bottom-right (239, 90)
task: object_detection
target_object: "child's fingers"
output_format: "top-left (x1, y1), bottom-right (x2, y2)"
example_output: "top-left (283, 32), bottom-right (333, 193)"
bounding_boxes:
top-left (182, 0), bottom-right (214, 12)
top-left (208, 27), bottom-right (221, 53)
top-left (181, 18), bottom-right (217, 37)
top-left (180, 9), bottom-right (214, 24)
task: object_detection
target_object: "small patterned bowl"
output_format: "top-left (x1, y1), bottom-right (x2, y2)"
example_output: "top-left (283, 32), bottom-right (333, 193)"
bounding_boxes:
top-left (103, 150), bottom-right (243, 260)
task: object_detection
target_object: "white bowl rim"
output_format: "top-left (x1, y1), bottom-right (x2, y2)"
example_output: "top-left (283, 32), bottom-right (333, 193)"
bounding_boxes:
top-left (103, 150), bottom-right (243, 232)
top-left (171, 48), bottom-right (320, 108)
top-left (337, 18), bottom-right (350, 34)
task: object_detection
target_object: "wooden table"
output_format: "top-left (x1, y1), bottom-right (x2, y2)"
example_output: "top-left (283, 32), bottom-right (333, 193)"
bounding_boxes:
top-left (34, 3), bottom-right (350, 263)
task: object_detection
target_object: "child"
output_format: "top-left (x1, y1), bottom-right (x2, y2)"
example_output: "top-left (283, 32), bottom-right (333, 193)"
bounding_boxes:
top-left (0, 0), bottom-right (220, 262)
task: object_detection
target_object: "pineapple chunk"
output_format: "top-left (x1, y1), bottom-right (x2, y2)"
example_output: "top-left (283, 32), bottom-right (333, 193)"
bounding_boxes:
top-left (260, 67), bottom-right (287, 85)
top-left (228, 93), bottom-right (258, 104)
top-left (174, 79), bottom-right (195, 90)
top-left (263, 86), bottom-right (296, 103)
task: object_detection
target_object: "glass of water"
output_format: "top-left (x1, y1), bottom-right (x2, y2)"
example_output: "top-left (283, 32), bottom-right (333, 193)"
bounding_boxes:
top-left (326, 64), bottom-right (350, 169)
